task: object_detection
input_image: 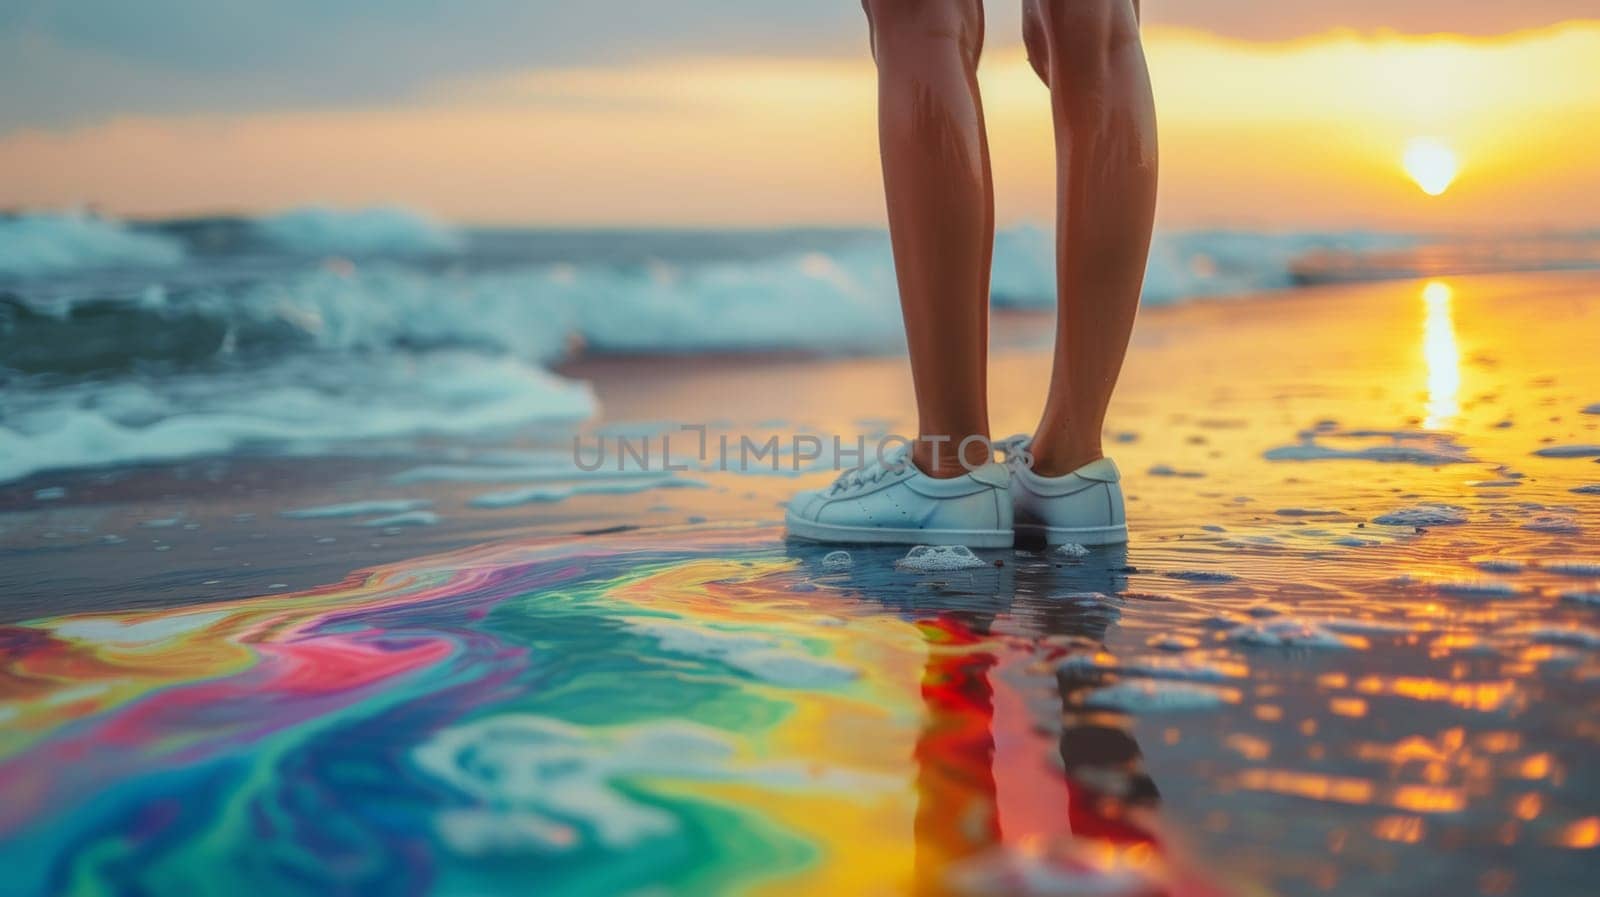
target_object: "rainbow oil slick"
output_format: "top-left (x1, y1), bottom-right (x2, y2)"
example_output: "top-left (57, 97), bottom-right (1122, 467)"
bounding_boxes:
top-left (0, 528), bottom-right (1224, 897)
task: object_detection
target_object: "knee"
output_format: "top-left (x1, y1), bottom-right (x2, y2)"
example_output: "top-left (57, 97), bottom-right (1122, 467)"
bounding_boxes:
top-left (863, 0), bottom-right (983, 64)
top-left (1032, 0), bottom-right (1140, 78)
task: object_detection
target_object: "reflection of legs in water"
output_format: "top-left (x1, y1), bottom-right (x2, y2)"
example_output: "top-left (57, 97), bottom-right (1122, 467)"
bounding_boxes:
top-left (782, 542), bottom-right (1170, 884)
top-left (909, 610), bottom-right (1165, 894)
top-left (912, 614), bottom-right (1001, 896)
top-left (1056, 657), bottom-right (1162, 844)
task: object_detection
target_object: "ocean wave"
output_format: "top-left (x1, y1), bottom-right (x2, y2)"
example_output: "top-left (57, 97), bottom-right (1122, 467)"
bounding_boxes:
top-left (0, 352), bottom-right (593, 484)
top-left (1, 252), bottom-right (907, 377)
top-left (0, 212), bottom-right (185, 277)
top-left (989, 228), bottom-right (1422, 309)
top-left (2, 226), bottom-right (1425, 376)
top-left (4, 208), bottom-right (1592, 484)
top-left (252, 206), bottom-right (462, 256)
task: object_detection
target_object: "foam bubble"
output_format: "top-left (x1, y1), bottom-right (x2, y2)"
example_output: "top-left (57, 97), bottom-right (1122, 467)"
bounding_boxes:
top-left (820, 550), bottom-right (853, 570)
top-left (895, 545), bottom-right (988, 572)
top-left (1053, 543), bottom-right (1091, 560)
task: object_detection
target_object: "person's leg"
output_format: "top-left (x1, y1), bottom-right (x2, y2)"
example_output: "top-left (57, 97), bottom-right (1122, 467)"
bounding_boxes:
top-left (1022, 0), bottom-right (1157, 476)
top-left (864, 0), bottom-right (994, 478)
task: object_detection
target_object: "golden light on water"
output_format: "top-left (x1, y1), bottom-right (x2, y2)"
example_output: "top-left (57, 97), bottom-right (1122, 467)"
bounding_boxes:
top-left (1403, 138), bottom-right (1461, 196)
top-left (1421, 281), bottom-right (1461, 430)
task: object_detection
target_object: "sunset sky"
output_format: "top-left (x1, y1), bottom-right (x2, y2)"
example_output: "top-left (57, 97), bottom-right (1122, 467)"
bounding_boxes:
top-left (2, 1), bottom-right (1597, 229)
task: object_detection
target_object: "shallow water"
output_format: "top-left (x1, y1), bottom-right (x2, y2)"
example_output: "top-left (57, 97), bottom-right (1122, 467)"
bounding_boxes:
top-left (3, 272), bottom-right (1600, 895)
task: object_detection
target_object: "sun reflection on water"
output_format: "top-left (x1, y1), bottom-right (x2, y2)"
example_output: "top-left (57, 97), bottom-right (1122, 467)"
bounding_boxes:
top-left (1421, 280), bottom-right (1462, 430)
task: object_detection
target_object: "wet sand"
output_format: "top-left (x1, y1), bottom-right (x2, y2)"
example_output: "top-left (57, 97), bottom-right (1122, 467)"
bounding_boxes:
top-left (3, 271), bottom-right (1599, 895)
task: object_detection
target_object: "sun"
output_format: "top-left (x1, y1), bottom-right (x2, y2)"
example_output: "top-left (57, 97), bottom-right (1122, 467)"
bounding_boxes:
top-left (1403, 138), bottom-right (1460, 196)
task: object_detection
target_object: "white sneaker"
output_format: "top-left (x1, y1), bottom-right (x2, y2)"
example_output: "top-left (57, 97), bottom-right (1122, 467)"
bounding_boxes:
top-left (1000, 436), bottom-right (1128, 546)
top-left (784, 448), bottom-right (1013, 547)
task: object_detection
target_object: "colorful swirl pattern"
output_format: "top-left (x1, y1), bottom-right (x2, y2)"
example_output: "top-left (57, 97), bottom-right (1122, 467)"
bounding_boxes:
top-left (0, 528), bottom-right (1208, 896)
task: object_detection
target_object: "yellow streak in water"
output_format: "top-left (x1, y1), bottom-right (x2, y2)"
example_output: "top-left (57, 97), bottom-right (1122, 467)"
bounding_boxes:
top-left (1421, 281), bottom-right (1461, 430)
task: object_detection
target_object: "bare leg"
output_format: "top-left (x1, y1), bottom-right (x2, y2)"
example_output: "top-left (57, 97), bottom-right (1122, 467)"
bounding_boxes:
top-left (865, 0), bottom-right (994, 478)
top-left (1022, 0), bottom-right (1158, 476)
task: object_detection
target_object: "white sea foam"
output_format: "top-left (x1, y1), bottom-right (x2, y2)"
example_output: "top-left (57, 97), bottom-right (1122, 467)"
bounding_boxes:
top-left (1265, 431), bottom-right (1474, 465)
top-left (1435, 580), bottom-right (1520, 598)
top-left (253, 206), bottom-right (462, 255)
top-left (361, 510), bottom-right (440, 528)
top-left (281, 499), bottom-right (433, 519)
top-left (0, 353), bottom-right (594, 485)
top-left (1083, 679), bottom-right (1240, 712)
top-left (1227, 618), bottom-right (1350, 649)
top-left (393, 463), bottom-right (673, 485)
top-left (469, 477), bottom-right (703, 509)
top-left (1545, 562), bottom-right (1600, 578)
top-left (0, 212), bottom-right (184, 276)
top-left (992, 228), bottom-right (1421, 309)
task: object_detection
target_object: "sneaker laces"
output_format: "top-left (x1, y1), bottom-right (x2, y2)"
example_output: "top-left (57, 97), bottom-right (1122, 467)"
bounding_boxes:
top-left (994, 434), bottom-right (1036, 473)
top-left (828, 445), bottom-right (910, 495)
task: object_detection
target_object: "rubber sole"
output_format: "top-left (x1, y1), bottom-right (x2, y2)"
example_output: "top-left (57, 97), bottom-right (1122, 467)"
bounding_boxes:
top-left (1014, 522), bottom-right (1128, 546)
top-left (784, 512), bottom-right (1014, 548)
